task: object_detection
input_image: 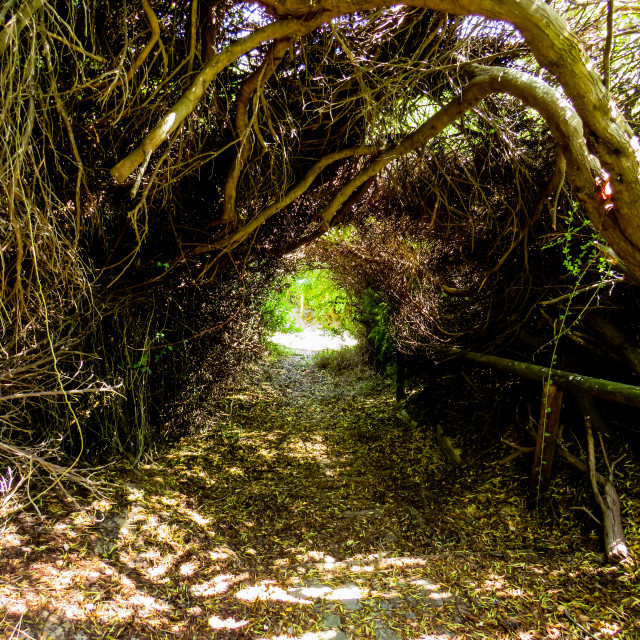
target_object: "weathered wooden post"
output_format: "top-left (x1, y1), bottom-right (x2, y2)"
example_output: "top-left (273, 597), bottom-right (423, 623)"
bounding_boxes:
top-left (395, 350), bottom-right (406, 403)
top-left (452, 348), bottom-right (633, 562)
top-left (528, 382), bottom-right (563, 505)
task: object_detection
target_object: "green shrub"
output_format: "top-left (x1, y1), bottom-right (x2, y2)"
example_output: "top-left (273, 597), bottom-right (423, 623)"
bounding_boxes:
top-left (262, 266), bottom-right (358, 336)
top-left (288, 268), bottom-right (357, 335)
top-left (361, 289), bottom-right (396, 374)
top-left (261, 289), bottom-right (302, 334)
top-left (265, 341), bottom-right (297, 359)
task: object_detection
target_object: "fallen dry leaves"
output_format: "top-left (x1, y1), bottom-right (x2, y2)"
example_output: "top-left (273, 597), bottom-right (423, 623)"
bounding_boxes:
top-left (1, 351), bottom-right (639, 639)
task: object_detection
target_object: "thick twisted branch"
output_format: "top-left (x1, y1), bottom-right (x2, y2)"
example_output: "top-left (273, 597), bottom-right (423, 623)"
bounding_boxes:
top-left (222, 38), bottom-right (293, 227)
top-left (111, 15), bottom-right (334, 184)
top-left (111, 0), bottom-right (640, 275)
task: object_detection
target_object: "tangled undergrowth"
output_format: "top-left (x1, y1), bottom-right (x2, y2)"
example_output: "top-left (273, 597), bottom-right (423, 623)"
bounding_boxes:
top-left (3, 0), bottom-right (640, 521)
top-left (1, 347), bottom-right (638, 639)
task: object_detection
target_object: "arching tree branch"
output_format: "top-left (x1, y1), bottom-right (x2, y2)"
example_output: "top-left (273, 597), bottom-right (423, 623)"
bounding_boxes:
top-left (194, 144), bottom-right (380, 254)
top-left (111, 0), bottom-right (640, 272)
top-left (125, 0), bottom-right (161, 83)
top-left (255, 0), bottom-right (640, 270)
top-left (313, 64), bottom-right (602, 230)
top-left (205, 65), bottom-right (616, 270)
top-left (110, 15), bottom-right (332, 184)
top-left (0, 0), bottom-right (43, 55)
top-left (221, 37), bottom-right (292, 227)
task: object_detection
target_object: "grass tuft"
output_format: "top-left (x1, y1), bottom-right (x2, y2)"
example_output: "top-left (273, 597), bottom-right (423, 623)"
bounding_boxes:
top-left (312, 344), bottom-right (367, 373)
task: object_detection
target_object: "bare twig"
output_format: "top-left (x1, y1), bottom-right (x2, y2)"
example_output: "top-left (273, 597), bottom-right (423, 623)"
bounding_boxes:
top-left (602, 0), bottom-right (614, 93)
top-left (0, 442), bottom-right (103, 495)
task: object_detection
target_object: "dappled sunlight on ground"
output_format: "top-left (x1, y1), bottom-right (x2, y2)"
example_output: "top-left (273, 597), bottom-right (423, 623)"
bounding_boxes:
top-left (1, 355), bottom-right (639, 638)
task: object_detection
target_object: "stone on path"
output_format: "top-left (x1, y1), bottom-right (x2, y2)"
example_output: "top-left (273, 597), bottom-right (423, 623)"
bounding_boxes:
top-left (374, 622), bottom-right (402, 640)
top-left (321, 613), bottom-right (343, 629)
top-left (341, 598), bottom-right (362, 611)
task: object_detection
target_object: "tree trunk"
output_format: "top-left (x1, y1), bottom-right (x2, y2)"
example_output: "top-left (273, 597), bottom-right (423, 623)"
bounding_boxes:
top-left (523, 419), bottom-right (630, 563)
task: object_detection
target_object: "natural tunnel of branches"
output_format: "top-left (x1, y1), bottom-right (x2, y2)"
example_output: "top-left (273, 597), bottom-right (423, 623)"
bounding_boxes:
top-left (1, 0), bottom-right (640, 512)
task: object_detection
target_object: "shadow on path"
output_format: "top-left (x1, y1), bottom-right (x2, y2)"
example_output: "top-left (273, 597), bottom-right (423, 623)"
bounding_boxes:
top-left (1, 355), bottom-right (638, 638)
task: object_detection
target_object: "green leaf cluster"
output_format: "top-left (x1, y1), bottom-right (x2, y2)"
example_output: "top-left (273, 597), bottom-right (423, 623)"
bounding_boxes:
top-left (542, 202), bottom-right (609, 277)
top-left (361, 290), bottom-right (396, 373)
top-left (262, 268), bottom-right (356, 335)
top-left (261, 291), bottom-right (302, 334)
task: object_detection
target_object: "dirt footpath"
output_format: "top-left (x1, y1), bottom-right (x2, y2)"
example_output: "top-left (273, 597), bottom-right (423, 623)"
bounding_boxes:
top-left (1, 353), bottom-right (639, 638)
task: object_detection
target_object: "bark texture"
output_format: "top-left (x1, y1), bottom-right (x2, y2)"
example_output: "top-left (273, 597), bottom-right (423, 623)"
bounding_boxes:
top-left (109, 0), bottom-right (640, 274)
top-left (457, 349), bottom-right (640, 407)
top-left (111, 16), bottom-right (331, 184)
top-left (529, 383), bottom-right (563, 504)
top-left (586, 419), bottom-right (629, 563)
top-left (222, 38), bottom-right (292, 227)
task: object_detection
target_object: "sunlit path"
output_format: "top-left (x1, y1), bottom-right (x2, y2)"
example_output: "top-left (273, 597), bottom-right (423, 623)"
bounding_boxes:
top-left (270, 325), bottom-right (358, 354)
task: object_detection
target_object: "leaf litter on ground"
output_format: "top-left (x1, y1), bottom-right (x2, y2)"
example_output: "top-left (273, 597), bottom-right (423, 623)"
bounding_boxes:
top-left (1, 349), bottom-right (639, 639)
